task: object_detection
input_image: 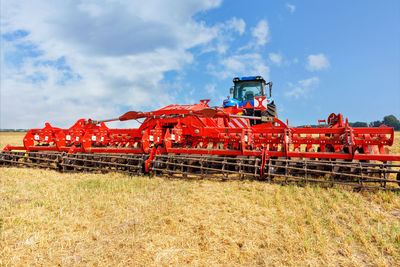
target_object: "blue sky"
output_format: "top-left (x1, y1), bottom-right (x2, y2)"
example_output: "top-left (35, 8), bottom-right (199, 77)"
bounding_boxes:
top-left (1, 0), bottom-right (399, 128)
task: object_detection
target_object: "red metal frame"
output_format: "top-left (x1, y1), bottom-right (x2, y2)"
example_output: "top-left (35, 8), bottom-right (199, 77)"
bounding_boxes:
top-left (4, 101), bottom-right (400, 164)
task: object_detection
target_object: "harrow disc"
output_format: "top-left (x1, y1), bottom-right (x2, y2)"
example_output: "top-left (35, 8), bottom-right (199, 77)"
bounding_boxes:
top-left (60, 153), bottom-right (147, 174)
top-left (151, 154), bottom-right (261, 180)
top-left (0, 151), bottom-right (62, 170)
top-left (1, 150), bottom-right (399, 191)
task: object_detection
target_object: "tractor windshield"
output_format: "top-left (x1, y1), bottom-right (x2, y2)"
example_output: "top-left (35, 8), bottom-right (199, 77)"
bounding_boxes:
top-left (234, 81), bottom-right (263, 101)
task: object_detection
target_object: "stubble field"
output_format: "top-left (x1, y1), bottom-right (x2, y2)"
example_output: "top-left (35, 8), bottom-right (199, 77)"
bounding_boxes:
top-left (1, 132), bottom-right (399, 266)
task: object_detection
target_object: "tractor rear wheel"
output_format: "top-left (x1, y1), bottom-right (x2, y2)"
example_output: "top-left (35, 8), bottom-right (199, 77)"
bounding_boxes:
top-left (262, 101), bottom-right (277, 118)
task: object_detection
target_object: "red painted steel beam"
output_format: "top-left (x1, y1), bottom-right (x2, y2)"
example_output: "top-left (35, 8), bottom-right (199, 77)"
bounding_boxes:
top-left (27, 146), bottom-right (59, 151)
top-left (354, 154), bottom-right (400, 161)
top-left (167, 148), bottom-right (242, 155)
top-left (4, 146), bottom-right (26, 151)
top-left (84, 148), bottom-right (144, 154)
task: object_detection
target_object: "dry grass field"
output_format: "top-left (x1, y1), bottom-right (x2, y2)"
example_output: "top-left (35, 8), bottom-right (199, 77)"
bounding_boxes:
top-left (1, 132), bottom-right (399, 266)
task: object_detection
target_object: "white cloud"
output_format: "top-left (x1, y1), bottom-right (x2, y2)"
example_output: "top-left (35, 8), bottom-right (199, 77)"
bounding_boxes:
top-left (216, 17), bottom-right (246, 54)
top-left (237, 19), bottom-right (270, 52)
top-left (285, 87), bottom-right (304, 99)
top-left (299, 77), bottom-right (319, 87)
top-left (286, 3), bottom-right (296, 14)
top-left (202, 17), bottom-right (246, 54)
top-left (306, 53), bottom-right (330, 71)
top-left (251, 19), bottom-right (269, 46)
top-left (238, 19), bottom-right (270, 51)
top-left (211, 53), bottom-right (270, 80)
top-left (1, 0), bottom-right (226, 128)
top-left (269, 53), bottom-right (282, 66)
top-left (225, 17), bottom-right (246, 35)
top-left (205, 83), bottom-right (217, 95)
top-left (285, 77), bottom-right (319, 99)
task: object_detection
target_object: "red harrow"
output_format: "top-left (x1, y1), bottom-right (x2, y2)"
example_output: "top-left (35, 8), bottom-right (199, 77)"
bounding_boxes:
top-left (1, 76), bottom-right (400, 191)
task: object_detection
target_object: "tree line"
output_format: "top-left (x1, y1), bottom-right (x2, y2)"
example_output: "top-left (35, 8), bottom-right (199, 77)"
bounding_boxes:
top-left (299, 114), bottom-right (400, 130)
top-left (349, 114), bottom-right (400, 130)
top-left (1, 115), bottom-right (400, 132)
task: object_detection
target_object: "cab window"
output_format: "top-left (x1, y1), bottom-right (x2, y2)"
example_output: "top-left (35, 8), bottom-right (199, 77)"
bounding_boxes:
top-left (234, 81), bottom-right (263, 101)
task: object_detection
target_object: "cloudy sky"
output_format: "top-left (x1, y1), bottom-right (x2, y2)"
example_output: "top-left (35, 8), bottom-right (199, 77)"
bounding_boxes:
top-left (1, 0), bottom-right (399, 128)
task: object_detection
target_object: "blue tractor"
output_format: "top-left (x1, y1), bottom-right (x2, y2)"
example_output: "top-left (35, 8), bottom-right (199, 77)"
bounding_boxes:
top-left (223, 76), bottom-right (277, 118)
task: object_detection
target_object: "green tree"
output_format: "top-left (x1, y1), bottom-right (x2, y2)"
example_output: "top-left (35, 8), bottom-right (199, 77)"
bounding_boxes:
top-left (383, 115), bottom-right (400, 130)
top-left (350, 122), bottom-right (368, 127)
top-left (369, 120), bottom-right (382, 127)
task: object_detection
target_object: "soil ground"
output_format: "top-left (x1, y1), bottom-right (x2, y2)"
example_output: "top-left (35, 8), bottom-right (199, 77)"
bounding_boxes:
top-left (1, 132), bottom-right (399, 266)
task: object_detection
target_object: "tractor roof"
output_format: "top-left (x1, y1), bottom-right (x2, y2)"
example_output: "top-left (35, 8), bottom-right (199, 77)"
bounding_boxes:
top-left (233, 76), bottom-right (265, 82)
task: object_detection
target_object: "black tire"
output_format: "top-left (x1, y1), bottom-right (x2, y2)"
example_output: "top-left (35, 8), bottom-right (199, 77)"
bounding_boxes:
top-left (262, 101), bottom-right (278, 118)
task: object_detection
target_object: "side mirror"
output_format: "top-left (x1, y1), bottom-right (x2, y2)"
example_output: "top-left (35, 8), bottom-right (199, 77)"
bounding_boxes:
top-left (229, 87), bottom-right (234, 94)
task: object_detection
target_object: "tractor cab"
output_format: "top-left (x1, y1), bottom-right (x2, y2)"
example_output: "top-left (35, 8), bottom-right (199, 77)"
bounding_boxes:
top-left (223, 76), bottom-right (276, 117)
